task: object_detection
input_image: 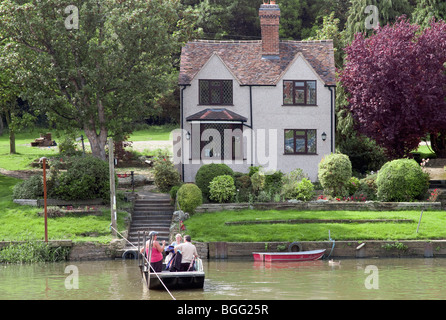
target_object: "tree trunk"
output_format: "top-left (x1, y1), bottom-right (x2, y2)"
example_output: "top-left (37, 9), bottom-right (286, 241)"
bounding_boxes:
top-left (430, 132), bottom-right (446, 158)
top-left (82, 99), bottom-right (109, 161)
top-left (4, 110), bottom-right (16, 154)
top-left (84, 127), bottom-right (108, 161)
top-left (0, 113), bottom-right (4, 136)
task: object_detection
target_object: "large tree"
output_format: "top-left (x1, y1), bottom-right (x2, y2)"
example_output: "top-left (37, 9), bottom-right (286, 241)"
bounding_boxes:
top-left (0, 0), bottom-right (196, 160)
top-left (339, 18), bottom-right (446, 158)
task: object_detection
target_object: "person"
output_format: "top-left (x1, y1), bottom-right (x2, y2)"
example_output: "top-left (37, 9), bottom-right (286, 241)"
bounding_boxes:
top-left (140, 233), bottom-right (165, 273)
top-left (165, 234), bottom-right (182, 267)
top-left (174, 235), bottom-right (199, 271)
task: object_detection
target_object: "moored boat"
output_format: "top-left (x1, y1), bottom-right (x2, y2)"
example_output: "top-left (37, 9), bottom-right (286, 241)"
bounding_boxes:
top-left (252, 249), bottom-right (326, 262)
top-left (141, 268), bottom-right (205, 290)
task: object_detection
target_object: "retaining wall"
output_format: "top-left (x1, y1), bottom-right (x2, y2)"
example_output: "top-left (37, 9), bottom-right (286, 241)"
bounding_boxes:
top-left (195, 201), bottom-right (442, 213)
top-left (202, 240), bottom-right (446, 259)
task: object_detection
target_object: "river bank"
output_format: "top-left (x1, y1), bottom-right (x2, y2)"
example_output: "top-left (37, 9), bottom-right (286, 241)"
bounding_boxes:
top-left (3, 239), bottom-right (445, 261)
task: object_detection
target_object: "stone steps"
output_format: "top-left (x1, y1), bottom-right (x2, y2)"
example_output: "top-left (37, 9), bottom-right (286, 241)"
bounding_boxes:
top-left (126, 195), bottom-right (174, 249)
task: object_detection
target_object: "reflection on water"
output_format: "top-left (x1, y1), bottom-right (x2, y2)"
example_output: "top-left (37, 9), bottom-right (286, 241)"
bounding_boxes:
top-left (1, 258), bottom-right (446, 300)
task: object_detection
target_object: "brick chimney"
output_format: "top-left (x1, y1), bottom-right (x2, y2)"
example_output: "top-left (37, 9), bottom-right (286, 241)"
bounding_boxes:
top-left (259, 2), bottom-right (280, 59)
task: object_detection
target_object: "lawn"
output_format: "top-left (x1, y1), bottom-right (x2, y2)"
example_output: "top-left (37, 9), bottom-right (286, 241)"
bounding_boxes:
top-left (0, 174), bottom-right (128, 243)
top-left (184, 209), bottom-right (446, 242)
top-left (0, 125), bottom-right (178, 171)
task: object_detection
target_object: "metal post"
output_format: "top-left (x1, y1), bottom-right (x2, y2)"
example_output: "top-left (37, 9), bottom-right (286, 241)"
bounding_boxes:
top-left (147, 231), bottom-right (155, 289)
top-left (138, 231), bottom-right (141, 267)
top-left (108, 138), bottom-right (117, 237)
top-left (43, 158), bottom-right (48, 243)
top-left (131, 171), bottom-right (135, 193)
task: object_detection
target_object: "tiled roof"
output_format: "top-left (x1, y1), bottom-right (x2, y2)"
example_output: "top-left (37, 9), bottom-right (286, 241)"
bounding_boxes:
top-left (186, 108), bottom-right (248, 122)
top-left (179, 40), bottom-right (336, 86)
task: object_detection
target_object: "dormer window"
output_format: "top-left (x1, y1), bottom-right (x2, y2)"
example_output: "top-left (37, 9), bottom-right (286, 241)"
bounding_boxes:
top-left (199, 80), bottom-right (233, 105)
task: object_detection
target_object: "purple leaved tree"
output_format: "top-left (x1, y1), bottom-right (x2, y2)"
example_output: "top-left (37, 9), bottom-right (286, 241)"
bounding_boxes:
top-left (339, 18), bottom-right (446, 159)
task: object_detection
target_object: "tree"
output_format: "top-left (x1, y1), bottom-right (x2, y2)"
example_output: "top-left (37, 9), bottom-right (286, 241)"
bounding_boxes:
top-left (344, 0), bottom-right (413, 42)
top-left (0, 0), bottom-right (196, 160)
top-left (339, 18), bottom-right (446, 158)
top-left (412, 0), bottom-right (446, 28)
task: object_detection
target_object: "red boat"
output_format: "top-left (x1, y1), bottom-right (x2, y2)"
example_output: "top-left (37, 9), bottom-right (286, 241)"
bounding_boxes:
top-left (252, 249), bottom-right (326, 262)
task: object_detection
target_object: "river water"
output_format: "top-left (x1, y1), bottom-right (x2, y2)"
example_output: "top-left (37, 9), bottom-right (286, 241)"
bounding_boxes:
top-left (1, 258), bottom-right (446, 300)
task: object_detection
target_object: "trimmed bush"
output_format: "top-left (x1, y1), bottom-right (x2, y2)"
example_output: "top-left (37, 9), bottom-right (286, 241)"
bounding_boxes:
top-left (153, 156), bottom-right (181, 193)
top-left (209, 175), bottom-right (236, 203)
top-left (195, 164), bottom-right (233, 199)
top-left (318, 153), bottom-right (352, 197)
top-left (376, 159), bottom-right (429, 202)
top-left (295, 178), bottom-right (315, 201)
top-left (176, 183), bottom-right (203, 214)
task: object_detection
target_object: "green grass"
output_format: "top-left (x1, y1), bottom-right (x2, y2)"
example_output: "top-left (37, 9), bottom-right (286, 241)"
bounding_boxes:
top-left (127, 124), bottom-right (179, 141)
top-left (0, 129), bottom-right (60, 170)
top-left (184, 209), bottom-right (446, 242)
top-left (0, 174), bottom-right (128, 243)
top-left (0, 125), bottom-right (178, 171)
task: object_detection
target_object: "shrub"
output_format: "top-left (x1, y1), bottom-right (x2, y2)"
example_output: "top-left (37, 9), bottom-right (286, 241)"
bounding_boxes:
top-left (153, 156), bottom-right (181, 193)
top-left (376, 159), bottom-right (429, 202)
top-left (280, 168), bottom-right (308, 200)
top-left (295, 178), bottom-right (315, 201)
top-left (58, 136), bottom-right (80, 156)
top-left (353, 174), bottom-right (378, 201)
top-left (347, 176), bottom-right (360, 195)
top-left (170, 185), bottom-right (181, 205)
top-left (176, 183), bottom-right (203, 214)
top-left (264, 170), bottom-right (284, 195)
top-left (250, 171), bottom-right (265, 194)
top-left (318, 153), bottom-right (352, 197)
top-left (54, 156), bottom-right (110, 201)
top-left (209, 175), bottom-right (236, 203)
top-left (13, 175), bottom-right (44, 199)
top-left (256, 190), bottom-right (272, 202)
top-left (195, 164), bottom-right (233, 199)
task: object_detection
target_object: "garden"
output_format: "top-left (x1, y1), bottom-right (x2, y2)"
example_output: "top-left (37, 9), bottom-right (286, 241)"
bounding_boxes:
top-left (152, 152), bottom-right (445, 243)
top-left (164, 153), bottom-right (435, 214)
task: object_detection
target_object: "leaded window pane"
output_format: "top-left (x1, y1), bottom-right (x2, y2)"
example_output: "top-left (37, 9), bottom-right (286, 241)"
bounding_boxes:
top-left (284, 129), bottom-right (294, 153)
top-left (307, 129), bottom-right (316, 154)
top-left (283, 81), bottom-right (293, 105)
top-left (307, 81), bottom-right (316, 105)
top-left (199, 80), bottom-right (233, 105)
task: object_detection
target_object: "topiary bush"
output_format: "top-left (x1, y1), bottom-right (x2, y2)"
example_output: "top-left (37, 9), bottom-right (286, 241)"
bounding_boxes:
top-left (195, 163), bottom-right (233, 199)
top-left (153, 156), bottom-right (181, 193)
top-left (318, 153), bottom-right (352, 197)
top-left (176, 183), bottom-right (203, 214)
top-left (209, 175), bottom-right (236, 203)
top-left (376, 159), bottom-right (429, 202)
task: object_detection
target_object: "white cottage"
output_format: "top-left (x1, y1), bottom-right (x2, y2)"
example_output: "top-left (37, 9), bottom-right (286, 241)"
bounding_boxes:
top-left (176, 3), bottom-right (336, 182)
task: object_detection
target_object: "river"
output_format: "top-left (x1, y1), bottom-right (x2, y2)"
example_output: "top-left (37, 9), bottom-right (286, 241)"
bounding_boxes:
top-left (1, 258), bottom-right (446, 300)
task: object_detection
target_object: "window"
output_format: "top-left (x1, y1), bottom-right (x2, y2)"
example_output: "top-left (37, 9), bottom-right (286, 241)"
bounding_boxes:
top-left (199, 80), bottom-right (233, 105)
top-left (200, 123), bottom-right (243, 160)
top-left (283, 80), bottom-right (317, 105)
top-left (284, 129), bottom-right (317, 154)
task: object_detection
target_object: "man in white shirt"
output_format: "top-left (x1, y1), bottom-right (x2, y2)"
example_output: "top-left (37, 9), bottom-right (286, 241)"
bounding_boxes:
top-left (174, 235), bottom-right (199, 271)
